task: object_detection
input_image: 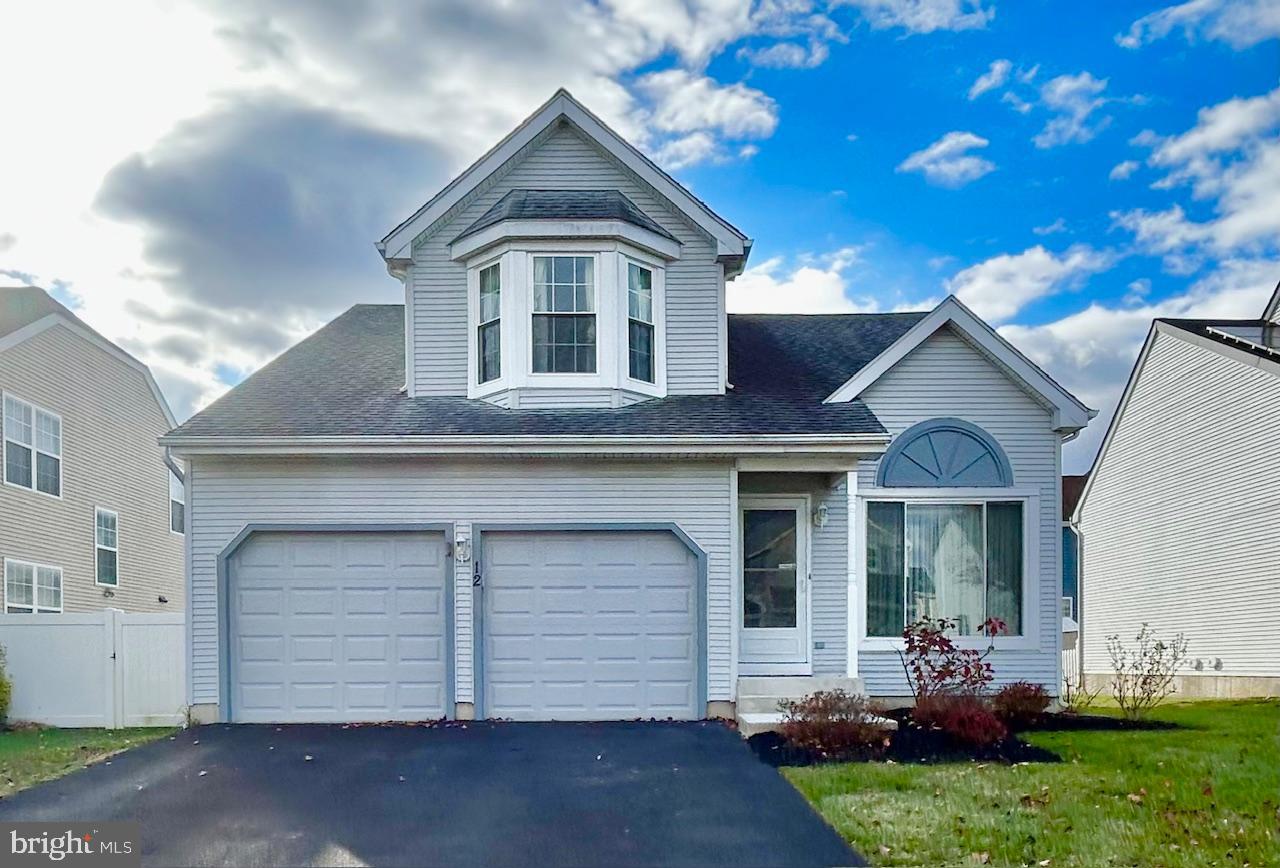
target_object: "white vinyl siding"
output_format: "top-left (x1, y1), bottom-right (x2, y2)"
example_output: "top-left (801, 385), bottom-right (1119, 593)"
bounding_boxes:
top-left (1079, 328), bottom-right (1280, 678)
top-left (856, 325), bottom-right (1062, 695)
top-left (185, 458), bottom-right (733, 709)
top-left (0, 324), bottom-right (182, 613)
top-left (4, 557), bottom-right (62, 613)
top-left (408, 122), bottom-right (723, 398)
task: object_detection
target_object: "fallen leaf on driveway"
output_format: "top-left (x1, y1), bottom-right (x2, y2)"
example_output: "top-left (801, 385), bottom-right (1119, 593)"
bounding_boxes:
top-left (304, 755), bottom-right (313, 762)
top-left (198, 771), bottom-right (207, 777)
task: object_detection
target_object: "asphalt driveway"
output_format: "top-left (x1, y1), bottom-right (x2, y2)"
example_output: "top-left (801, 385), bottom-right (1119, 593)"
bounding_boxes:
top-left (0, 721), bottom-right (861, 867)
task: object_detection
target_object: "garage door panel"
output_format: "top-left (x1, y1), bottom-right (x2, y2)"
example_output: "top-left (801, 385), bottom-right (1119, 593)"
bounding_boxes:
top-left (484, 531), bottom-right (699, 721)
top-left (230, 531), bottom-right (448, 723)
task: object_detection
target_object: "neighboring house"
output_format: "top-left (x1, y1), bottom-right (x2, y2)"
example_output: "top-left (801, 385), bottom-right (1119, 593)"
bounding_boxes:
top-left (162, 90), bottom-right (1094, 727)
top-left (1076, 285), bottom-right (1280, 698)
top-left (1061, 474), bottom-right (1086, 627)
top-left (0, 287), bottom-right (185, 615)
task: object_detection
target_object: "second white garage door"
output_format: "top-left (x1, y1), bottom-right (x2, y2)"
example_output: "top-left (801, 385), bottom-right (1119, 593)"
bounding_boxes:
top-left (481, 530), bottom-right (701, 721)
top-left (228, 531), bottom-right (449, 723)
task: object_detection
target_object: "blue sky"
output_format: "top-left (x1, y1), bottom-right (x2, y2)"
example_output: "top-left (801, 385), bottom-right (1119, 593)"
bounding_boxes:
top-left (1, 0), bottom-right (1277, 472)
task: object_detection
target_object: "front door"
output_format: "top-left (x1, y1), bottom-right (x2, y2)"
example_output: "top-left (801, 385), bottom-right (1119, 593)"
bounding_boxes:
top-left (739, 498), bottom-right (809, 672)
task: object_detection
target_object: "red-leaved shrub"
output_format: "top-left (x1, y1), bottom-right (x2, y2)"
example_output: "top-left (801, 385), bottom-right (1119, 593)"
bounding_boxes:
top-left (777, 690), bottom-right (893, 759)
top-left (898, 617), bottom-right (1005, 700)
top-left (913, 693), bottom-right (1007, 748)
top-left (992, 681), bottom-right (1051, 730)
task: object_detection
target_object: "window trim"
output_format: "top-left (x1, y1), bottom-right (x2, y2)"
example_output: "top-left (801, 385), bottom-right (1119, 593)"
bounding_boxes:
top-left (856, 487), bottom-right (1039, 652)
top-left (3, 557), bottom-right (63, 614)
top-left (94, 506), bottom-right (120, 588)
top-left (2, 391), bottom-right (63, 500)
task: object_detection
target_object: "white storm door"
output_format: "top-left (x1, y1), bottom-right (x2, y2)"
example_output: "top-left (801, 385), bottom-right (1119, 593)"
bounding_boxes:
top-left (739, 498), bottom-right (809, 672)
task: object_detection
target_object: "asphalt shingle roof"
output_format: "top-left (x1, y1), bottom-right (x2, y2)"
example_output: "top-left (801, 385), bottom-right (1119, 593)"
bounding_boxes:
top-left (1159, 318), bottom-right (1280, 365)
top-left (453, 189), bottom-right (677, 243)
top-left (170, 305), bottom-right (933, 439)
top-left (0, 286), bottom-right (82, 339)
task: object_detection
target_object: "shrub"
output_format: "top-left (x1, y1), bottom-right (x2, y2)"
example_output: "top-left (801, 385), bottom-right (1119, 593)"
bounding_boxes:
top-left (0, 645), bottom-right (11, 726)
top-left (991, 681), bottom-right (1051, 729)
top-left (777, 690), bottom-right (893, 759)
top-left (913, 693), bottom-right (1007, 748)
top-left (1106, 623), bottom-right (1190, 720)
top-left (898, 616), bottom-right (1005, 700)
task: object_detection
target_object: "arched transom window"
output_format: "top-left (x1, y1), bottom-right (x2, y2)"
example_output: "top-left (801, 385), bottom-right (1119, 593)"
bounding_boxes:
top-left (876, 417), bottom-right (1014, 488)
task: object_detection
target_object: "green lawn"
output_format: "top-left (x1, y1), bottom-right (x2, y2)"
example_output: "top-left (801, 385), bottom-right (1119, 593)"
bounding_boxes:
top-left (784, 700), bottom-right (1280, 867)
top-left (0, 727), bottom-right (174, 795)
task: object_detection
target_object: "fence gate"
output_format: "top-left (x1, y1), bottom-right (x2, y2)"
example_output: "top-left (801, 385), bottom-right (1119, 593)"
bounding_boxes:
top-left (0, 608), bottom-right (185, 728)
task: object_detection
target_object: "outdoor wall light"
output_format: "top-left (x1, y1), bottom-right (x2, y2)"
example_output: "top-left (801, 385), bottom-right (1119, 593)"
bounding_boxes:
top-left (813, 504), bottom-right (829, 529)
top-left (454, 539), bottom-right (472, 564)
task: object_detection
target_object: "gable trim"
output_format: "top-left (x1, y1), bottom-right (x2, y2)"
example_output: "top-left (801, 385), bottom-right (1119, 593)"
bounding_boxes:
top-left (823, 296), bottom-right (1094, 431)
top-left (377, 90), bottom-right (749, 270)
top-left (0, 314), bottom-right (177, 428)
top-left (1264, 278), bottom-right (1280, 325)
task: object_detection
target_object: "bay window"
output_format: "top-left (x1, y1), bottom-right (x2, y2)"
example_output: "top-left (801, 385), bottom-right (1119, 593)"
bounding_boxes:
top-left (867, 499), bottom-right (1024, 637)
top-left (627, 261), bottom-right (655, 383)
top-left (532, 255), bottom-right (596, 374)
top-left (477, 263), bottom-right (501, 383)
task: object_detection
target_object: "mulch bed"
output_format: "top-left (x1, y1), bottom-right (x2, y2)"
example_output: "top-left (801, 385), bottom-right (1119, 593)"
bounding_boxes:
top-left (1016, 712), bottom-right (1179, 732)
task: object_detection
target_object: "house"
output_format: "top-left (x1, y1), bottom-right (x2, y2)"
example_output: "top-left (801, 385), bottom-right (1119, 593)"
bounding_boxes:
top-left (1, 286), bottom-right (185, 615)
top-left (162, 90), bottom-right (1094, 727)
top-left (1075, 285), bottom-right (1280, 698)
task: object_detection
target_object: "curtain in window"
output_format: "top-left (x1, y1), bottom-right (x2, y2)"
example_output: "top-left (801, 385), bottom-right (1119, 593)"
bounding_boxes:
top-left (905, 504), bottom-right (985, 634)
top-left (985, 501), bottom-right (1023, 633)
top-left (866, 502), bottom-right (904, 636)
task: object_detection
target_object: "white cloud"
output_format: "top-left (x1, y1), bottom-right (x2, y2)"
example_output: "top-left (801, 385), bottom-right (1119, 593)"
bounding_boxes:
top-left (837, 0), bottom-right (995, 33)
top-left (897, 131), bottom-right (996, 188)
top-left (1033, 218), bottom-right (1067, 236)
top-left (1109, 159), bottom-right (1140, 180)
top-left (637, 69), bottom-right (778, 140)
top-left (737, 40), bottom-right (830, 69)
top-left (944, 244), bottom-right (1113, 323)
top-left (1113, 86), bottom-right (1280, 269)
top-left (1033, 72), bottom-right (1110, 148)
top-left (1001, 91), bottom-right (1032, 114)
top-left (967, 59), bottom-right (1011, 100)
top-left (1003, 257), bottom-right (1276, 472)
top-left (727, 247), bottom-right (878, 314)
top-left (1117, 0), bottom-right (1280, 49)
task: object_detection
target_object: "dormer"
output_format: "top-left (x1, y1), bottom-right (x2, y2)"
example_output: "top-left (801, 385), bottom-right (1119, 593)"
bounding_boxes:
top-left (450, 190), bottom-right (679, 402)
top-left (378, 89), bottom-right (751, 409)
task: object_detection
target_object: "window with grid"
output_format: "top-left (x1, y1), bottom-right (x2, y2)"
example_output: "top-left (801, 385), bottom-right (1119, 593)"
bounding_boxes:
top-left (3, 394), bottom-right (61, 496)
top-left (5, 559), bottom-right (61, 613)
top-left (95, 507), bottom-right (119, 586)
top-left (477, 263), bottom-right (501, 384)
top-left (532, 256), bottom-right (596, 374)
top-left (627, 262), bottom-right (655, 383)
top-left (866, 500), bottom-right (1024, 637)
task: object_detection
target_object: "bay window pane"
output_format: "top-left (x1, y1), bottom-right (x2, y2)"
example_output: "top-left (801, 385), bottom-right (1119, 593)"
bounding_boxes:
top-left (985, 501), bottom-right (1023, 634)
top-left (478, 321), bottom-right (501, 383)
top-left (478, 264), bottom-right (500, 322)
top-left (629, 320), bottom-right (654, 382)
top-left (866, 502), bottom-right (905, 636)
top-left (905, 504), bottom-right (985, 634)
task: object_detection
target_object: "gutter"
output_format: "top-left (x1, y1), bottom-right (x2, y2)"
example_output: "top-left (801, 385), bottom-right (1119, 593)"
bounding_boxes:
top-left (160, 432), bottom-right (891, 457)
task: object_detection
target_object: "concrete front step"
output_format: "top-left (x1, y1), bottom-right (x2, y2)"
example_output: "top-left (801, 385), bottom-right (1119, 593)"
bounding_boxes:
top-left (735, 675), bottom-right (871, 734)
top-left (737, 711), bottom-right (898, 738)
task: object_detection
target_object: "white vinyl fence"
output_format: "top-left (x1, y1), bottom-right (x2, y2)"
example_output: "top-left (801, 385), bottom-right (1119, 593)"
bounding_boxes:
top-left (0, 609), bottom-right (185, 728)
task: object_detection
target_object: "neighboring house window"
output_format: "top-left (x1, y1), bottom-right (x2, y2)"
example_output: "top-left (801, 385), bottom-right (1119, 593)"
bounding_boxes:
top-left (3, 393), bottom-right (62, 497)
top-left (170, 471), bottom-right (185, 535)
top-left (532, 255), bottom-right (596, 374)
top-left (866, 500), bottom-right (1024, 636)
top-left (627, 261), bottom-right (655, 383)
top-left (95, 507), bottom-right (119, 586)
top-left (477, 262), bottom-right (501, 384)
top-left (4, 558), bottom-right (62, 613)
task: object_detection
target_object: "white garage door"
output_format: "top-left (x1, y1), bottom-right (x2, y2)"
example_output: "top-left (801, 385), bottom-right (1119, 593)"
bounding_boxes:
top-left (482, 530), bottom-right (700, 721)
top-left (229, 531), bottom-right (449, 723)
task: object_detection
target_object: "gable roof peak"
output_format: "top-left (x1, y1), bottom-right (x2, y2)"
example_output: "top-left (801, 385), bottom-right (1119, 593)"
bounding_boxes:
top-left (377, 88), bottom-right (750, 274)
